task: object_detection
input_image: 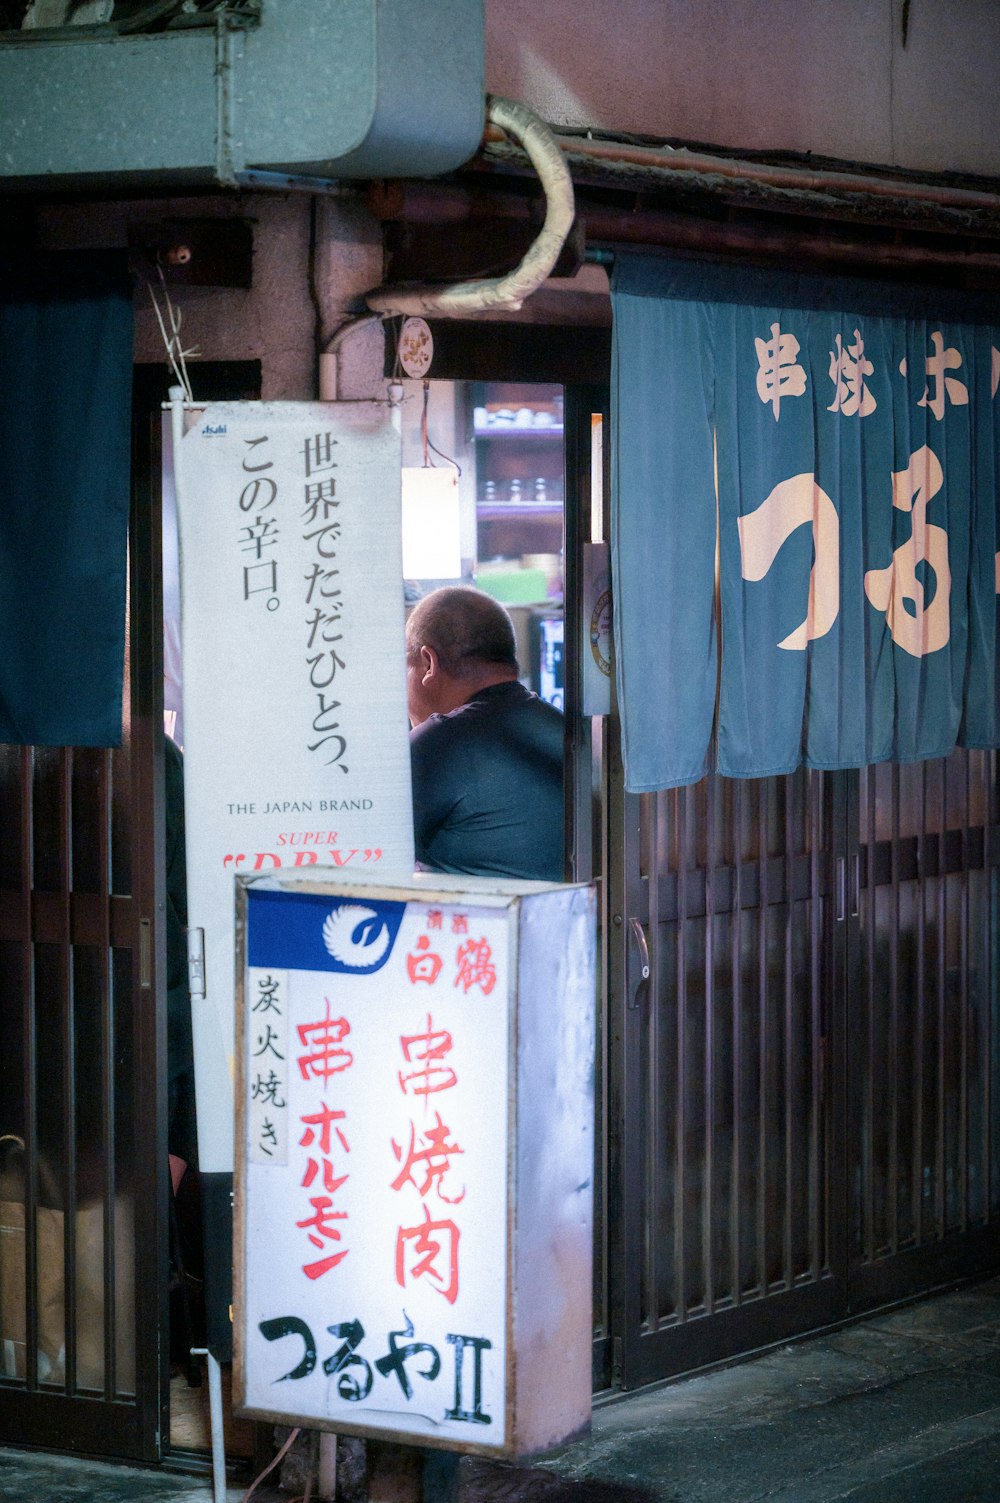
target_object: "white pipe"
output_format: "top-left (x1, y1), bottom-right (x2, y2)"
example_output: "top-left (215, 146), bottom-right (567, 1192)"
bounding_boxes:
top-left (169, 387), bottom-right (186, 483)
top-left (366, 96), bottom-right (575, 318)
top-left (207, 1352), bottom-right (227, 1503)
top-left (190, 1347), bottom-right (227, 1503)
top-left (319, 314), bottom-right (386, 400)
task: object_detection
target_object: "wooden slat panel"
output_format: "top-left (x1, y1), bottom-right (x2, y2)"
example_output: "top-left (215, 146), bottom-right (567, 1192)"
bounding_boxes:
top-left (626, 760), bottom-right (839, 1377)
top-left (0, 891), bottom-right (136, 948)
top-left (849, 750), bottom-right (1000, 1310)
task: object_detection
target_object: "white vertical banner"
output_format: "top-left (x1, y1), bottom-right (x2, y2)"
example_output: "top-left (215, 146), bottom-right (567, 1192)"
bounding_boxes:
top-left (174, 400), bottom-right (415, 1173)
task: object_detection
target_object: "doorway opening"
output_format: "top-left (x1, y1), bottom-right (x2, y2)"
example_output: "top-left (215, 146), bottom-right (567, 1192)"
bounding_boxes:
top-left (399, 378), bottom-right (566, 713)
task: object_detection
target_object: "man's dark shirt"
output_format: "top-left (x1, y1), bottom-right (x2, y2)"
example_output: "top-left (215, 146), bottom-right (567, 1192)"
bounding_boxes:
top-left (410, 679), bottom-right (564, 881)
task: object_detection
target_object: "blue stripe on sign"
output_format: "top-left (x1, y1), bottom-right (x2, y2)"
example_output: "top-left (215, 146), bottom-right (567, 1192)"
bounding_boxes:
top-left (247, 889), bottom-right (406, 974)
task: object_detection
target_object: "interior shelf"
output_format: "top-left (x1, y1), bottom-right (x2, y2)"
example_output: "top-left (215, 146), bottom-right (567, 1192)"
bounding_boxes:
top-left (476, 502), bottom-right (563, 520)
top-left (473, 424), bottom-right (564, 440)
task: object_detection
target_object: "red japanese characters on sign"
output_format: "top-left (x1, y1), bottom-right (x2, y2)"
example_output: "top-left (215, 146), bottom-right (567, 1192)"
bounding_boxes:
top-left (295, 1000), bottom-right (353, 1279)
top-left (425, 909), bottom-right (469, 935)
top-left (406, 934), bottom-right (443, 984)
top-left (398, 1013), bottom-right (457, 1099)
top-left (395, 1207), bottom-right (461, 1306)
top-left (391, 1112), bottom-right (465, 1204)
top-left (297, 997), bottom-right (353, 1081)
top-left (391, 1011), bottom-right (466, 1305)
top-left (454, 936), bottom-right (497, 995)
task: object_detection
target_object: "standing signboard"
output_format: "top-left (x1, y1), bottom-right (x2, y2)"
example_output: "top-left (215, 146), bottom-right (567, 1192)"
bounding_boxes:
top-left (234, 872), bottom-right (596, 1458)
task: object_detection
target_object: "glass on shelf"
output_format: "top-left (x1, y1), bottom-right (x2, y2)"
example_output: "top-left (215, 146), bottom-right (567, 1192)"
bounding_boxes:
top-left (472, 401), bottom-right (564, 437)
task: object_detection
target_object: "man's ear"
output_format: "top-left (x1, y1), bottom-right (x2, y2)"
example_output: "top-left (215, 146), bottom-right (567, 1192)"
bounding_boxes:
top-left (420, 644), bottom-right (439, 685)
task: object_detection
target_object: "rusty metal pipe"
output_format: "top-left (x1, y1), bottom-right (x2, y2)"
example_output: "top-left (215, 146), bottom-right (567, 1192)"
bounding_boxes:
top-left (483, 123), bottom-right (1000, 215)
top-left (368, 180), bottom-right (533, 224)
top-left (579, 207), bottom-right (1000, 272)
top-left (370, 182), bottom-right (1000, 275)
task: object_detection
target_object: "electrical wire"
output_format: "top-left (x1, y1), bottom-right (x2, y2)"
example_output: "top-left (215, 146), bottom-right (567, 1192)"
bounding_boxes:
top-left (389, 314), bottom-right (405, 382)
top-left (240, 1425), bottom-right (302, 1502)
top-left (419, 380), bottom-right (462, 477)
top-left (427, 435), bottom-right (462, 475)
top-left (420, 380), bottom-right (430, 465)
top-left (146, 263), bottom-right (199, 402)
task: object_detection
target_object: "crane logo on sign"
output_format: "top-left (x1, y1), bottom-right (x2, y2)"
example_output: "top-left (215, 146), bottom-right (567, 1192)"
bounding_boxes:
top-left (322, 904), bottom-right (394, 971)
top-left (246, 890), bottom-right (405, 975)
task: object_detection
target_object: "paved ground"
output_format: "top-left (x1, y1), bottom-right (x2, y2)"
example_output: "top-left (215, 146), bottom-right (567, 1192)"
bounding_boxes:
top-left (481, 1275), bottom-right (1000, 1502)
top-left (5, 1276), bottom-right (1000, 1501)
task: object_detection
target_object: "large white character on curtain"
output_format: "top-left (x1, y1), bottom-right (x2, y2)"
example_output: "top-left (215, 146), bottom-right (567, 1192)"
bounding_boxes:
top-left (914, 332), bottom-right (968, 420)
top-left (754, 322), bottom-right (807, 420)
top-left (828, 329), bottom-right (877, 416)
top-left (738, 474), bottom-right (840, 649)
top-left (864, 445), bottom-right (951, 656)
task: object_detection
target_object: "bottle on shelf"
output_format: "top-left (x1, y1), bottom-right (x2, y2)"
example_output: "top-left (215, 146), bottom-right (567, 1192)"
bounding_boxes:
top-left (534, 476), bottom-right (547, 503)
top-left (484, 479), bottom-right (496, 502)
top-left (509, 478), bottom-right (522, 502)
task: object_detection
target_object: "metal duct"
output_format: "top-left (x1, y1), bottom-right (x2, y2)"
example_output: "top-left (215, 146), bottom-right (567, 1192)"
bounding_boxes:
top-left (0, 0), bottom-right (484, 190)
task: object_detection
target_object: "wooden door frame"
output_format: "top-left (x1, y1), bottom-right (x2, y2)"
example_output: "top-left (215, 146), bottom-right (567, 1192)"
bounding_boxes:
top-left (562, 383), bottom-right (614, 1389)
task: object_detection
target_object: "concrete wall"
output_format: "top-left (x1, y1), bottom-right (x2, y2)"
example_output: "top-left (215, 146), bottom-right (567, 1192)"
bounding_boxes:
top-left (486, 0), bottom-right (1000, 177)
top-left (36, 194), bottom-right (385, 400)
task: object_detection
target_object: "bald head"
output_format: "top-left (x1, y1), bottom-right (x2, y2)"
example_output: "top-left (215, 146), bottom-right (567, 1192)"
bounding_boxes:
top-left (407, 587), bottom-right (518, 677)
top-left (406, 587), bottom-right (519, 725)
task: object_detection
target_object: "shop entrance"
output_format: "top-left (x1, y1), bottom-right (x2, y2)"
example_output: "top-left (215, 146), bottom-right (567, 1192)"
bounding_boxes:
top-left (398, 376), bottom-right (567, 712)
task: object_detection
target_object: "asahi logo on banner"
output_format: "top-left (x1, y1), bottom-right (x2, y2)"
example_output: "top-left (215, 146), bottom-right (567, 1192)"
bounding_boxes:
top-left (173, 400), bottom-right (414, 1173)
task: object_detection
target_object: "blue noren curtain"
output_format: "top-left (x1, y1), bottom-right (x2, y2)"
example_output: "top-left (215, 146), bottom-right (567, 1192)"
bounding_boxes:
top-left (612, 255), bottom-right (1000, 790)
top-left (0, 252), bottom-right (133, 747)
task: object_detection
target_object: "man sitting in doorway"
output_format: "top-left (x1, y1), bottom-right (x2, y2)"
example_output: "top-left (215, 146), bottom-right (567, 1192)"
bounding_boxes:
top-left (407, 586), bottom-right (564, 881)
